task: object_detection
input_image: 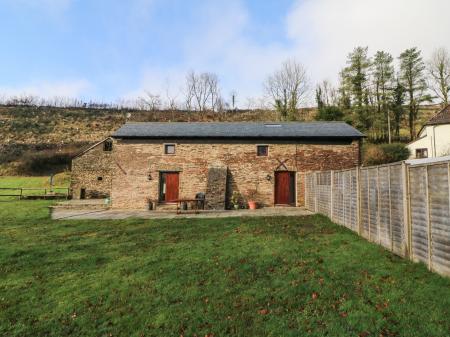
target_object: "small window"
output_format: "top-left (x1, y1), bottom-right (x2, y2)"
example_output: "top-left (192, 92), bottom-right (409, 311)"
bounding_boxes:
top-left (97, 177), bottom-right (103, 181)
top-left (103, 140), bottom-right (113, 152)
top-left (416, 148), bottom-right (428, 159)
top-left (257, 145), bottom-right (268, 157)
top-left (164, 144), bottom-right (175, 155)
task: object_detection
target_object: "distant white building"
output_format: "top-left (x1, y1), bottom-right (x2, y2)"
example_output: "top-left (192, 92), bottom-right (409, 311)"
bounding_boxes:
top-left (407, 105), bottom-right (450, 159)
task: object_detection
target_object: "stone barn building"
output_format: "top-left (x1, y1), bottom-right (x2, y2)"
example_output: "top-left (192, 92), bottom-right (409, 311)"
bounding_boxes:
top-left (70, 122), bottom-right (364, 209)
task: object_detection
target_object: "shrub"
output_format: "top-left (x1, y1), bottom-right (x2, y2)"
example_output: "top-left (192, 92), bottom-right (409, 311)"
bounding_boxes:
top-left (379, 143), bottom-right (410, 163)
top-left (315, 106), bottom-right (344, 121)
top-left (18, 146), bottom-right (80, 175)
top-left (363, 143), bottom-right (410, 166)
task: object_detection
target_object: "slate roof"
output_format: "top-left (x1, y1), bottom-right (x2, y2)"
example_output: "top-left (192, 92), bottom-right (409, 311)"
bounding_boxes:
top-left (425, 105), bottom-right (450, 126)
top-left (112, 122), bottom-right (364, 139)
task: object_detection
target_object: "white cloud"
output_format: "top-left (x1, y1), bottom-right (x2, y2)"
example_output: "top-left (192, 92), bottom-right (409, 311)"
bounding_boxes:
top-left (0, 79), bottom-right (92, 100)
top-left (130, 0), bottom-right (296, 106)
top-left (135, 0), bottom-right (450, 105)
top-left (287, 0), bottom-right (450, 83)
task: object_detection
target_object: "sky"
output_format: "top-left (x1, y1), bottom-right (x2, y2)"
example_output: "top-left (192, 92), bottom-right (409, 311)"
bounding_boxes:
top-left (1, 0), bottom-right (450, 107)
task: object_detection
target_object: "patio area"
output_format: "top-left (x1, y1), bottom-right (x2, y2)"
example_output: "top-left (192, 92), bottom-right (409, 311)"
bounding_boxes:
top-left (50, 205), bottom-right (312, 220)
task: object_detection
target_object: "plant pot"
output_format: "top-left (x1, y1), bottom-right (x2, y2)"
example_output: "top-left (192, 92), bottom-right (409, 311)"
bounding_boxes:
top-left (248, 201), bottom-right (257, 210)
top-left (233, 204), bottom-right (240, 210)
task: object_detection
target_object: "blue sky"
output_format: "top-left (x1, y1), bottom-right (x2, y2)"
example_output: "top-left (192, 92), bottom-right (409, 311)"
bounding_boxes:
top-left (1, 0), bottom-right (449, 106)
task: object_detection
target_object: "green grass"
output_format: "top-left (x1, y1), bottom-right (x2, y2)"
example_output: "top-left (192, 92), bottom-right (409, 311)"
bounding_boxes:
top-left (1, 200), bottom-right (450, 337)
top-left (0, 174), bottom-right (69, 199)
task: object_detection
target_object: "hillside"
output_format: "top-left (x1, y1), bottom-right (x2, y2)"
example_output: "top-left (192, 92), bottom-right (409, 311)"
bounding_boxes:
top-left (0, 104), bottom-right (441, 175)
top-left (0, 105), bottom-right (316, 175)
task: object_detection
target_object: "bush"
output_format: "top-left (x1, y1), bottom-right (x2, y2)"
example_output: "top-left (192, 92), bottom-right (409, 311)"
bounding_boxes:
top-left (315, 106), bottom-right (344, 121)
top-left (379, 143), bottom-right (410, 163)
top-left (363, 143), bottom-right (410, 166)
top-left (18, 146), bottom-right (80, 175)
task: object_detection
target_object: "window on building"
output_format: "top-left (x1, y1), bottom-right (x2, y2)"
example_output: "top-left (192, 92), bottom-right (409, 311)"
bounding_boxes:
top-left (103, 140), bottom-right (113, 152)
top-left (164, 144), bottom-right (176, 155)
top-left (416, 148), bottom-right (428, 159)
top-left (257, 145), bottom-right (268, 156)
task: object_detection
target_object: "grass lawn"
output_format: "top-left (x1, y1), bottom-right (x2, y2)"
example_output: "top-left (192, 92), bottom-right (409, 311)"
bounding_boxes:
top-left (1, 200), bottom-right (450, 336)
top-left (0, 174), bottom-right (69, 199)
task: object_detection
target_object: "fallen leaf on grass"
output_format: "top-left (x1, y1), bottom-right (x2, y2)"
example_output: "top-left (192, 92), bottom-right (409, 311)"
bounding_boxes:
top-left (311, 292), bottom-right (319, 300)
top-left (259, 309), bottom-right (270, 315)
top-left (339, 312), bottom-right (348, 318)
top-left (358, 331), bottom-right (370, 337)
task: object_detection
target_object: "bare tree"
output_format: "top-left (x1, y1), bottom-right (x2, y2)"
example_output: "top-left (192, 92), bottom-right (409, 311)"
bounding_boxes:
top-left (206, 73), bottom-right (221, 112)
top-left (138, 91), bottom-right (162, 111)
top-left (316, 80), bottom-right (338, 108)
top-left (184, 71), bottom-right (222, 112)
top-left (264, 59), bottom-right (310, 120)
top-left (428, 47), bottom-right (450, 106)
top-left (163, 80), bottom-right (180, 112)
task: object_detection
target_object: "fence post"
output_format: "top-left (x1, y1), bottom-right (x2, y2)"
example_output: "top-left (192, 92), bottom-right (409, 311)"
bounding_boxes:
top-left (20, 188), bottom-right (23, 200)
top-left (356, 166), bottom-right (362, 236)
top-left (402, 162), bottom-right (411, 258)
top-left (425, 165), bottom-right (432, 271)
top-left (330, 170), bottom-right (334, 221)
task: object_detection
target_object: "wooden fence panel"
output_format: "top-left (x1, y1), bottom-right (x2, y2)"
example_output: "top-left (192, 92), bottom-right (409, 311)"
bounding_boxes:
top-left (350, 169), bottom-right (358, 231)
top-left (409, 166), bottom-right (429, 265)
top-left (333, 171), bottom-right (344, 225)
top-left (360, 169), bottom-right (370, 239)
top-left (305, 174), bottom-right (315, 211)
top-left (342, 171), bottom-right (353, 230)
top-left (428, 164), bottom-right (450, 276)
top-left (389, 164), bottom-right (406, 256)
top-left (378, 166), bottom-right (391, 250)
top-left (317, 171), bottom-right (331, 217)
top-left (368, 168), bottom-right (379, 242)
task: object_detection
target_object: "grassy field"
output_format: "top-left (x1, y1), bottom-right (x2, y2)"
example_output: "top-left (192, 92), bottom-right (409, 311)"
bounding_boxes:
top-left (1, 203), bottom-right (450, 336)
top-left (0, 174), bottom-right (69, 199)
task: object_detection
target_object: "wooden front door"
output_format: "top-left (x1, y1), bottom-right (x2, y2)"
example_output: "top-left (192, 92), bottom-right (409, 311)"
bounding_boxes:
top-left (159, 172), bottom-right (179, 202)
top-left (275, 171), bottom-right (295, 205)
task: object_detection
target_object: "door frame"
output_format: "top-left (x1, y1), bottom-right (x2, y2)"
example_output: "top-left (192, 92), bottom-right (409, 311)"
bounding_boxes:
top-left (273, 171), bottom-right (297, 206)
top-left (158, 171), bottom-right (180, 203)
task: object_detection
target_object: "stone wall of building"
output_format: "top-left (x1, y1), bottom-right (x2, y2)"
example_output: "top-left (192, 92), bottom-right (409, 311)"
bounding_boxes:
top-left (109, 138), bottom-right (360, 209)
top-left (70, 140), bottom-right (113, 199)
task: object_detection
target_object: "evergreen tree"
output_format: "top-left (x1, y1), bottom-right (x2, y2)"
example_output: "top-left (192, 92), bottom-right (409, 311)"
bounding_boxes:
top-left (372, 51), bottom-right (394, 142)
top-left (391, 79), bottom-right (405, 138)
top-left (399, 48), bottom-right (430, 140)
top-left (342, 47), bottom-right (372, 130)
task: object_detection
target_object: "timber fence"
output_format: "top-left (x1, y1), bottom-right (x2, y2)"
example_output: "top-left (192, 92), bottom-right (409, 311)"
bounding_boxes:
top-left (305, 160), bottom-right (450, 277)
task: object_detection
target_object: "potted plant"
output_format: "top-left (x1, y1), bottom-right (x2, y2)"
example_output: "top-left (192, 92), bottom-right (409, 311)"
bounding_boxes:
top-left (231, 191), bottom-right (242, 210)
top-left (245, 189), bottom-right (259, 210)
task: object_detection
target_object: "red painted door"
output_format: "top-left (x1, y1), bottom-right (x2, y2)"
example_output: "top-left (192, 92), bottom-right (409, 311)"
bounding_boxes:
top-left (275, 171), bottom-right (295, 205)
top-left (161, 172), bottom-right (179, 202)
